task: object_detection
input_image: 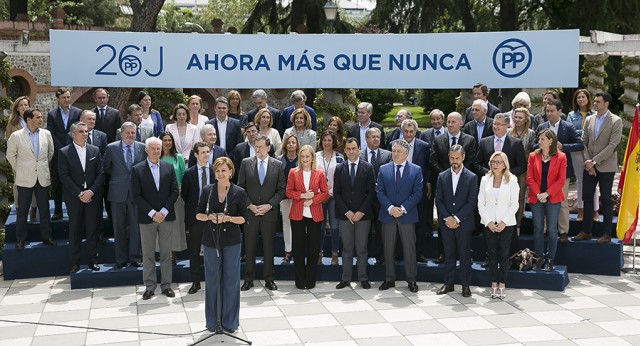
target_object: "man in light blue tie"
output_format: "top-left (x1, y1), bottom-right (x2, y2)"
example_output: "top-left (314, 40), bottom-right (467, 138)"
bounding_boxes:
top-left (237, 135), bottom-right (285, 291)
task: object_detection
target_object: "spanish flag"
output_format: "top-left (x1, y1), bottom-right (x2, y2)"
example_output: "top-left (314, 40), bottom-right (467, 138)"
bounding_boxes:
top-left (617, 105), bottom-right (639, 243)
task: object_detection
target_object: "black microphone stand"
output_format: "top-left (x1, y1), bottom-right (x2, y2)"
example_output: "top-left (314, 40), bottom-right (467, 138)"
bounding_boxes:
top-left (192, 184), bottom-right (251, 345)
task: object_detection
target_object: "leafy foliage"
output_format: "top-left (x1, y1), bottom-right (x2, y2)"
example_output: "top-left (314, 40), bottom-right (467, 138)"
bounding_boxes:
top-left (28, 0), bottom-right (120, 26)
top-left (356, 89), bottom-right (402, 123)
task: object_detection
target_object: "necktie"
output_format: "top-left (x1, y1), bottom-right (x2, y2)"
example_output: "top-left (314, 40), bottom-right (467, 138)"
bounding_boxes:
top-left (495, 138), bottom-right (502, 152)
top-left (87, 132), bottom-right (92, 145)
top-left (370, 150), bottom-right (377, 167)
top-left (258, 160), bottom-right (265, 186)
top-left (201, 166), bottom-right (207, 192)
top-left (395, 164), bottom-right (402, 187)
top-left (99, 108), bottom-right (105, 120)
top-left (126, 145), bottom-right (133, 170)
top-left (136, 127), bottom-right (141, 142)
top-left (451, 136), bottom-right (457, 146)
top-left (435, 129), bottom-right (441, 136)
top-left (350, 163), bottom-right (356, 185)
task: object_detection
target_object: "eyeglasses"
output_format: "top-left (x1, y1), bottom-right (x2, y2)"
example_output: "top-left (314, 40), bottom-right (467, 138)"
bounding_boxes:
top-left (490, 160), bottom-right (504, 165)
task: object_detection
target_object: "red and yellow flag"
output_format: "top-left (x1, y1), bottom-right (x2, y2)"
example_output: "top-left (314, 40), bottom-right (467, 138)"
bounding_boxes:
top-left (617, 106), bottom-right (640, 243)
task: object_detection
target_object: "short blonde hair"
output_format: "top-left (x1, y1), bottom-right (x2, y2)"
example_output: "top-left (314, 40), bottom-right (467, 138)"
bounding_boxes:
top-left (255, 108), bottom-right (273, 129)
top-left (487, 151), bottom-right (511, 183)
top-left (291, 108), bottom-right (312, 130)
top-left (296, 145), bottom-right (316, 170)
top-left (213, 156), bottom-right (235, 177)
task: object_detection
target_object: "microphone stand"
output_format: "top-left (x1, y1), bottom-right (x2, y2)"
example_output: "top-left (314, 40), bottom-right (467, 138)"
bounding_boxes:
top-left (192, 184), bottom-right (252, 346)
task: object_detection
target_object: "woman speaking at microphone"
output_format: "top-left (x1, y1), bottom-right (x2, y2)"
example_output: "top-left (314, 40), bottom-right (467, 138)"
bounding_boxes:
top-left (196, 157), bottom-right (248, 333)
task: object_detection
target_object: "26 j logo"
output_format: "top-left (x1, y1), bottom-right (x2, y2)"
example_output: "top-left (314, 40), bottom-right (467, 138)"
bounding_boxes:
top-left (95, 44), bottom-right (164, 77)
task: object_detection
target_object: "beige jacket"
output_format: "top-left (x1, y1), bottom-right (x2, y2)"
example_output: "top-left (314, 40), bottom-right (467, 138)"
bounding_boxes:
top-left (6, 127), bottom-right (55, 187)
top-left (581, 112), bottom-right (623, 173)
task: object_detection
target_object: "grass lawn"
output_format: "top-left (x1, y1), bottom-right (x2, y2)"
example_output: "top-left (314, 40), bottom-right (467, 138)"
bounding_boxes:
top-left (381, 105), bottom-right (431, 128)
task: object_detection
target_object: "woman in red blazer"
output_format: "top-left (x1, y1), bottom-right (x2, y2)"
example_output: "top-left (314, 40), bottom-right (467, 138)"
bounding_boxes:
top-left (526, 129), bottom-right (567, 272)
top-left (286, 144), bottom-right (329, 289)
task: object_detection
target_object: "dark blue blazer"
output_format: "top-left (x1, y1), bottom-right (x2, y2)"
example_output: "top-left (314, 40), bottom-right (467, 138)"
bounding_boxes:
top-left (375, 161), bottom-right (423, 224)
top-left (187, 145), bottom-right (227, 168)
top-left (131, 159), bottom-right (179, 224)
top-left (463, 117), bottom-right (494, 146)
top-left (334, 159), bottom-right (375, 220)
top-left (435, 167), bottom-right (478, 232)
top-left (534, 120), bottom-right (584, 178)
top-left (475, 135), bottom-right (527, 177)
top-left (181, 163), bottom-right (214, 229)
top-left (58, 143), bottom-right (104, 201)
top-left (93, 106), bottom-right (122, 143)
top-left (206, 117), bottom-right (243, 153)
top-left (385, 128), bottom-right (422, 150)
top-left (47, 106), bottom-right (82, 152)
top-left (247, 105), bottom-right (283, 136)
top-left (282, 105), bottom-right (317, 131)
top-left (409, 138), bottom-right (431, 185)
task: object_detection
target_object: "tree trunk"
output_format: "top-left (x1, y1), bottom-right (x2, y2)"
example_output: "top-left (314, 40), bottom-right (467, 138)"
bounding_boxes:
top-left (499, 0), bottom-right (517, 31)
top-left (459, 0), bottom-right (476, 32)
top-left (290, 0), bottom-right (305, 33)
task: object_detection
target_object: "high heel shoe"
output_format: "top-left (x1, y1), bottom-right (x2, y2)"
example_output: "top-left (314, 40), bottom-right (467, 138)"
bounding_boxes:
top-left (491, 287), bottom-right (499, 299)
top-left (498, 287), bottom-right (506, 299)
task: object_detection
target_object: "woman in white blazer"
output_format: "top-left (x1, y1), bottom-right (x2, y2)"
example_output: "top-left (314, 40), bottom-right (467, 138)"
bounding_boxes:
top-left (165, 104), bottom-right (201, 164)
top-left (478, 151), bottom-right (520, 299)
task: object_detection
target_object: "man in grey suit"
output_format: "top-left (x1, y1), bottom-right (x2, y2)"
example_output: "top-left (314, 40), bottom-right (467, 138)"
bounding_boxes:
top-left (104, 122), bottom-right (147, 268)
top-left (132, 137), bottom-right (179, 300)
top-left (238, 135), bottom-right (285, 291)
top-left (116, 104), bottom-right (153, 143)
top-left (7, 108), bottom-right (55, 249)
top-left (359, 127), bottom-right (392, 265)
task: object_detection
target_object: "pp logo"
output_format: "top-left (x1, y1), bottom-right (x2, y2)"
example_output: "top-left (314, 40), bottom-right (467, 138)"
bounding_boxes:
top-left (493, 38), bottom-right (532, 78)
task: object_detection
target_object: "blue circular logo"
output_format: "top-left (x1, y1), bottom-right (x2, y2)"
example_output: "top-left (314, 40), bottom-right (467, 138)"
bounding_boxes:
top-left (493, 38), bottom-right (532, 78)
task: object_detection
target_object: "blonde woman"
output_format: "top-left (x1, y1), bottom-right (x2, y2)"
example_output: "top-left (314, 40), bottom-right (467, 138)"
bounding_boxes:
top-left (253, 108), bottom-right (283, 156)
top-left (283, 108), bottom-right (317, 151)
top-left (187, 95), bottom-right (210, 135)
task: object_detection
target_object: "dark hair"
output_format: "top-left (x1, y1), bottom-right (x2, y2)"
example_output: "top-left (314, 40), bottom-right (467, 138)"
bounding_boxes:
top-left (244, 122), bottom-right (258, 131)
top-left (473, 83), bottom-right (488, 96)
top-left (282, 133), bottom-right (301, 155)
top-left (193, 141), bottom-right (209, 155)
top-left (159, 131), bottom-right (178, 158)
top-left (328, 116), bottom-right (345, 138)
top-left (536, 128), bottom-right (559, 156)
top-left (171, 103), bottom-right (191, 123)
top-left (55, 87), bottom-right (70, 98)
top-left (92, 88), bottom-right (109, 98)
top-left (547, 99), bottom-right (563, 111)
top-left (23, 108), bottom-right (41, 122)
top-left (319, 130), bottom-right (338, 150)
top-left (544, 90), bottom-right (559, 99)
top-left (572, 89), bottom-right (592, 112)
top-left (595, 92), bottom-right (612, 104)
top-left (127, 104), bottom-right (142, 115)
top-left (345, 137), bottom-right (359, 146)
top-left (136, 90), bottom-right (152, 104)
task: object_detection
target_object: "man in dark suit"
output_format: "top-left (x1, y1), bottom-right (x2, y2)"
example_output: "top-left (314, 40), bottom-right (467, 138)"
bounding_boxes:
top-left (206, 97), bottom-right (243, 153)
top-left (115, 104), bottom-right (153, 143)
top-left (229, 122), bottom-right (275, 183)
top-left (347, 102), bottom-right (386, 151)
top-left (92, 88), bottom-right (121, 143)
top-left (358, 127), bottom-right (392, 265)
top-left (103, 122), bottom-right (147, 269)
top-left (132, 137), bottom-right (179, 300)
top-left (58, 122), bottom-right (104, 273)
top-left (464, 83), bottom-right (501, 123)
top-left (246, 89), bottom-right (283, 136)
top-left (419, 109), bottom-right (448, 145)
top-left (376, 139), bottom-right (423, 293)
top-left (187, 124), bottom-right (227, 167)
top-left (534, 99), bottom-right (583, 241)
top-left (47, 87), bottom-right (82, 220)
top-left (281, 90), bottom-right (317, 131)
top-left (463, 99), bottom-right (494, 147)
top-left (435, 145), bottom-right (478, 298)
top-left (386, 109), bottom-right (420, 149)
top-left (430, 112), bottom-right (477, 263)
top-left (334, 138), bottom-right (376, 290)
top-left (181, 142), bottom-right (214, 294)
top-left (531, 91), bottom-right (567, 130)
top-left (238, 135), bottom-right (285, 291)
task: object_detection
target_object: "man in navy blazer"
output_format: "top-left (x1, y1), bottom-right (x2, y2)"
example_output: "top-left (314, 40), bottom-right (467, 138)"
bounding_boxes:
top-left (58, 122), bottom-right (104, 273)
top-left (131, 137), bottom-right (179, 300)
top-left (92, 88), bottom-right (121, 143)
top-left (534, 99), bottom-right (583, 241)
top-left (187, 124), bottom-right (227, 168)
top-left (376, 139), bottom-right (423, 293)
top-left (103, 122), bottom-right (147, 269)
top-left (334, 138), bottom-right (376, 289)
top-left (181, 142), bottom-right (215, 294)
top-left (435, 145), bottom-right (478, 297)
top-left (281, 90), bottom-right (317, 131)
top-left (206, 97), bottom-right (243, 153)
top-left (246, 89), bottom-right (284, 136)
top-left (47, 87), bottom-right (82, 220)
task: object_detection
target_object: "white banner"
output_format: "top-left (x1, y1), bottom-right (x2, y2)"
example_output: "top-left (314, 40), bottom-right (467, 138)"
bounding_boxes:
top-left (50, 29), bottom-right (579, 89)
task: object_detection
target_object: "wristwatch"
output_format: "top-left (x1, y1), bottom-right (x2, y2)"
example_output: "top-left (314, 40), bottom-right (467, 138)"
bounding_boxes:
top-left (592, 160), bottom-right (597, 166)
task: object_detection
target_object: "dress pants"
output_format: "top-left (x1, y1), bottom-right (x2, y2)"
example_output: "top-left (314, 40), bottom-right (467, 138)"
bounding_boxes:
top-left (139, 221), bottom-right (173, 292)
top-left (371, 200), bottom-right (384, 260)
top-left (415, 199), bottom-right (430, 258)
top-left (67, 198), bottom-right (99, 264)
top-left (531, 201), bottom-right (560, 260)
top-left (111, 198), bottom-right (141, 263)
top-left (572, 151), bottom-right (599, 209)
top-left (382, 220), bottom-right (417, 282)
top-left (16, 181), bottom-right (51, 242)
top-left (188, 222), bottom-right (205, 283)
top-left (484, 226), bottom-right (514, 283)
top-left (339, 219), bottom-right (371, 281)
top-left (49, 156), bottom-right (63, 213)
top-left (291, 217), bottom-right (322, 288)
top-left (244, 217), bottom-right (276, 281)
top-left (204, 243), bottom-right (241, 332)
top-left (441, 226), bottom-right (472, 286)
top-left (582, 169), bottom-right (614, 235)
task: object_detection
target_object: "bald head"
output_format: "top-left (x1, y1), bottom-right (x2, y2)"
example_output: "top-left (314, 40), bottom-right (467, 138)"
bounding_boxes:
top-left (446, 112), bottom-right (464, 136)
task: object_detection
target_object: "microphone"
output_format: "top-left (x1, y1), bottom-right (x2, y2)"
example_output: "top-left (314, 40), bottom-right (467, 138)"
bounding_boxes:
top-left (205, 184), bottom-right (214, 215)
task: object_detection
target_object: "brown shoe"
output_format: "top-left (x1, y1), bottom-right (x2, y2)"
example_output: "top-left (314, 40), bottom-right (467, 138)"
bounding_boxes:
top-left (331, 252), bottom-right (339, 265)
top-left (558, 233), bottom-right (569, 242)
top-left (572, 232), bottom-right (592, 241)
top-left (597, 234), bottom-right (611, 244)
top-left (576, 208), bottom-right (584, 222)
top-left (29, 207), bottom-right (37, 223)
top-left (593, 212), bottom-right (600, 222)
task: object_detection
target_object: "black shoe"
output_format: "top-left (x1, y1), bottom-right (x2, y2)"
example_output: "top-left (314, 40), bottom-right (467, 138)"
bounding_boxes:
top-left (361, 280), bottom-right (371, 289)
top-left (336, 281), bottom-right (350, 289)
top-left (265, 280), bottom-right (278, 291)
top-left (188, 282), bottom-right (201, 294)
top-left (142, 290), bottom-right (154, 300)
top-left (241, 281), bottom-right (254, 291)
top-left (375, 257), bottom-right (384, 266)
top-left (545, 259), bottom-right (554, 272)
top-left (462, 286), bottom-right (472, 297)
top-left (379, 281), bottom-right (395, 291)
top-left (435, 254), bottom-right (445, 264)
top-left (436, 285), bottom-right (454, 295)
top-left (162, 288), bottom-right (175, 298)
top-left (51, 212), bottom-right (63, 221)
top-left (481, 259), bottom-right (489, 268)
top-left (535, 259), bottom-right (546, 271)
top-left (130, 261), bottom-right (143, 268)
top-left (98, 235), bottom-right (108, 244)
top-left (114, 262), bottom-right (127, 269)
top-left (70, 263), bottom-right (79, 273)
top-left (417, 255), bottom-right (428, 263)
top-left (408, 281), bottom-right (419, 293)
top-left (15, 241), bottom-right (25, 250)
top-left (88, 263), bottom-right (100, 271)
top-left (42, 239), bottom-right (56, 246)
